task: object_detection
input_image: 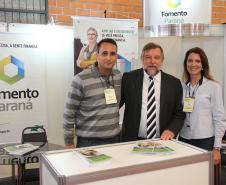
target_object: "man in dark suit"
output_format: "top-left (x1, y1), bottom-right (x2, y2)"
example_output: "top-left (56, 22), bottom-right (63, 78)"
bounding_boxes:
top-left (120, 42), bottom-right (185, 142)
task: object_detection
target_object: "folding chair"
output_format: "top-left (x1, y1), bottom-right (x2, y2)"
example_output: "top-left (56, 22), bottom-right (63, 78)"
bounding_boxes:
top-left (20, 126), bottom-right (47, 184)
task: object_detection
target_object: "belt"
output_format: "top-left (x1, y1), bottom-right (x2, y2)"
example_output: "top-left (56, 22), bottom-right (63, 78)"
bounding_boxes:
top-left (77, 135), bottom-right (119, 140)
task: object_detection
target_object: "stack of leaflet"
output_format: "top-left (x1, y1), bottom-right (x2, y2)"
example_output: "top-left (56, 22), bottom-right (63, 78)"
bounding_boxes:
top-left (4, 143), bottom-right (39, 156)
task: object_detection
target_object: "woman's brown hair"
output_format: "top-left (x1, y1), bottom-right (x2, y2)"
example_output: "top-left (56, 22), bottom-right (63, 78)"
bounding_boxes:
top-left (183, 47), bottom-right (214, 82)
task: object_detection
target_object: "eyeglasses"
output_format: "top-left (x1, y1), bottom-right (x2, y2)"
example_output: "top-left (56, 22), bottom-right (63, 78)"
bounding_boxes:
top-left (87, 33), bottom-right (96, 36)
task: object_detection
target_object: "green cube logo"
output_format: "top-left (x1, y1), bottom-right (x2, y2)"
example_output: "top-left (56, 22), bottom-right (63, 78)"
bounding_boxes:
top-left (0, 56), bottom-right (25, 85)
top-left (168, 0), bottom-right (181, 8)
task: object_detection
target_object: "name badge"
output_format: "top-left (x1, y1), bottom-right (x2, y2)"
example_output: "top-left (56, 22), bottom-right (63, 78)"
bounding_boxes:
top-left (183, 97), bottom-right (195, 112)
top-left (104, 88), bottom-right (117, 104)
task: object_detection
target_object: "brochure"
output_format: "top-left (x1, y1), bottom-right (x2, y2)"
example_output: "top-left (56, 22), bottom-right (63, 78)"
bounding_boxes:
top-left (132, 141), bottom-right (174, 154)
top-left (75, 149), bottom-right (112, 166)
top-left (4, 143), bottom-right (39, 156)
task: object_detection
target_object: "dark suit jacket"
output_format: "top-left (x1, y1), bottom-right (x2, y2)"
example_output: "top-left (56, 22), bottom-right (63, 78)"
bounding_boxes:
top-left (120, 69), bottom-right (185, 142)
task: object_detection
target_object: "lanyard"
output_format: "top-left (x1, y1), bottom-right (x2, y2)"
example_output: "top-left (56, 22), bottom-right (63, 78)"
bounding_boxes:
top-left (99, 75), bottom-right (115, 89)
top-left (184, 83), bottom-right (199, 116)
top-left (93, 63), bottom-right (115, 89)
top-left (185, 77), bottom-right (203, 98)
top-left (188, 83), bottom-right (199, 98)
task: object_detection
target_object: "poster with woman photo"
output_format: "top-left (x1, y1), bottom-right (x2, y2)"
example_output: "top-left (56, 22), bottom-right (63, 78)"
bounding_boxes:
top-left (76, 27), bottom-right (98, 69)
top-left (73, 17), bottom-right (138, 75)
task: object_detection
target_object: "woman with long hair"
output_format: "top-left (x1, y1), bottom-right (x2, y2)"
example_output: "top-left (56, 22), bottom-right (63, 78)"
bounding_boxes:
top-left (179, 47), bottom-right (226, 165)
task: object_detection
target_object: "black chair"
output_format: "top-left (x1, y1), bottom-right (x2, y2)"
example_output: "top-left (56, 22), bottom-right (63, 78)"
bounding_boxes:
top-left (20, 126), bottom-right (47, 184)
top-left (22, 126), bottom-right (47, 146)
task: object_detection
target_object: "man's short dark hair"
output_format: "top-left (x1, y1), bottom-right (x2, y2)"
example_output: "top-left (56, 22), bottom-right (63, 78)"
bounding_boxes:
top-left (97, 38), bottom-right (117, 53)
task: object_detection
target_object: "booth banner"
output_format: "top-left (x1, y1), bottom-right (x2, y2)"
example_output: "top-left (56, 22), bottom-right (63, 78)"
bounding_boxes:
top-left (0, 33), bottom-right (47, 143)
top-left (73, 16), bottom-right (138, 75)
top-left (144, 0), bottom-right (212, 26)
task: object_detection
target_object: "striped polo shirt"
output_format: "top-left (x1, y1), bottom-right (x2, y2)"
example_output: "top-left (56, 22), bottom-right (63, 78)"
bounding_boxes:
top-left (63, 63), bottom-right (122, 145)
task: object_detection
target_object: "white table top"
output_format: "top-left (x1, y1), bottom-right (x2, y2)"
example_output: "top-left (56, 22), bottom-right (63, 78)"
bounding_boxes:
top-left (41, 139), bottom-right (208, 177)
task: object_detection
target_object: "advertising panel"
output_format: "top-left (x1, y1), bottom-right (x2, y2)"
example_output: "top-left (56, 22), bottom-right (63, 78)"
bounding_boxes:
top-left (73, 17), bottom-right (138, 74)
top-left (144, 0), bottom-right (212, 26)
top-left (0, 33), bottom-right (47, 143)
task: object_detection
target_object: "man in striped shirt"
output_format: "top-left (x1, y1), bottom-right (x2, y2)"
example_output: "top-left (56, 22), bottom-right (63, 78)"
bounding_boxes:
top-left (63, 38), bottom-right (121, 148)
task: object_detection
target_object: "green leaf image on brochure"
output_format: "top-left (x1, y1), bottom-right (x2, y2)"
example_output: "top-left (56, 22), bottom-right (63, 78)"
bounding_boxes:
top-left (87, 154), bottom-right (111, 163)
top-left (132, 141), bottom-right (174, 154)
top-left (76, 149), bottom-right (112, 166)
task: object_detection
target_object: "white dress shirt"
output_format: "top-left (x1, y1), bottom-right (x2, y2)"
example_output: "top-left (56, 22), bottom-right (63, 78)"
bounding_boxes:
top-left (180, 77), bottom-right (226, 148)
top-left (138, 70), bottom-right (161, 138)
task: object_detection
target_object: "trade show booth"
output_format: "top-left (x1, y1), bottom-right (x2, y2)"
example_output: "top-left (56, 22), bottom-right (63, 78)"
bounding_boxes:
top-left (0, 22), bottom-right (226, 182)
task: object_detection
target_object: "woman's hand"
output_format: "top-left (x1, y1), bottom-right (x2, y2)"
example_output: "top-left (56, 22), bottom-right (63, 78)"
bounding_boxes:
top-left (213, 148), bottom-right (221, 165)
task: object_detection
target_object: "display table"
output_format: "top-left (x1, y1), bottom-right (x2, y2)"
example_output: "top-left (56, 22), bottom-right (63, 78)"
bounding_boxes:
top-left (0, 143), bottom-right (64, 165)
top-left (0, 143), bottom-right (64, 185)
top-left (40, 139), bottom-right (213, 185)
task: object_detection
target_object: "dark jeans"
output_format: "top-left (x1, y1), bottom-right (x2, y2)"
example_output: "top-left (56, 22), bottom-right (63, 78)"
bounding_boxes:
top-left (179, 136), bottom-right (214, 151)
top-left (76, 134), bottom-right (120, 148)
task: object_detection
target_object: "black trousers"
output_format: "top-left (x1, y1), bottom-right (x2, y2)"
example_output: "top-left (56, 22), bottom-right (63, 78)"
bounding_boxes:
top-left (178, 136), bottom-right (214, 151)
top-left (77, 134), bottom-right (120, 148)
